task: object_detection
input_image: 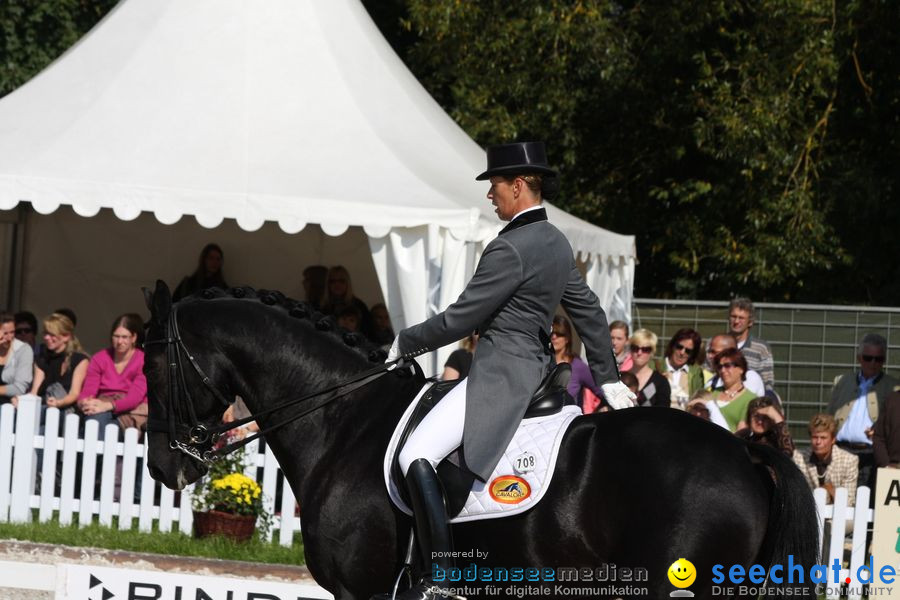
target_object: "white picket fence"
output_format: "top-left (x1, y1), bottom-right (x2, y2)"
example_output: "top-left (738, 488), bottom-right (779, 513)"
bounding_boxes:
top-left (814, 486), bottom-right (875, 600)
top-left (0, 397), bottom-right (302, 545)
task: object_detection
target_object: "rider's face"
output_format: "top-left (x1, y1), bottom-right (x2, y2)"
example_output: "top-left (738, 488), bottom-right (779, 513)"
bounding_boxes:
top-left (487, 176), bottom-right (519, 221)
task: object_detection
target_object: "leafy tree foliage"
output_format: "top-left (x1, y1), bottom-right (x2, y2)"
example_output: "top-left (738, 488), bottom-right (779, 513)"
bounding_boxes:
top-left (0, 0), bottom-right (118, 96)
top-left (395, 0), bottom-right (854, 300)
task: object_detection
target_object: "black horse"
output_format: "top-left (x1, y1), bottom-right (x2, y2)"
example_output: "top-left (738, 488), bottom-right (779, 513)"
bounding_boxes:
top-left (143, 281), bottom-right (818, 600)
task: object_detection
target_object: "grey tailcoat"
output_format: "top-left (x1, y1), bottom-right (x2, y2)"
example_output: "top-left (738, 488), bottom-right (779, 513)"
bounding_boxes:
top-left (397, 208), bottom-right (619, 481)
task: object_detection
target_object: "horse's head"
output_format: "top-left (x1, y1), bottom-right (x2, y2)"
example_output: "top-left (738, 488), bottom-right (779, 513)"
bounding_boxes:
top-left (142, 280), bottom-right (229, 490)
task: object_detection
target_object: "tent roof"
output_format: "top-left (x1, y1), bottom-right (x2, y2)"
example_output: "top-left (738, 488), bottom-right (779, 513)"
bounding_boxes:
top-left (0, 0), bottom-right (634, 261)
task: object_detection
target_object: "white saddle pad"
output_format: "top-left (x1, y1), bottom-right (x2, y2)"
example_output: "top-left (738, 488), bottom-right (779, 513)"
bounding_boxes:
top-left (384, 384), bottom-right (581, 523)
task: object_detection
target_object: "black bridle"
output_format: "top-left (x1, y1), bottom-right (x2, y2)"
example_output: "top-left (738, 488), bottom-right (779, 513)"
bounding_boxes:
top-left (145, 305), bottom-right (406, 467)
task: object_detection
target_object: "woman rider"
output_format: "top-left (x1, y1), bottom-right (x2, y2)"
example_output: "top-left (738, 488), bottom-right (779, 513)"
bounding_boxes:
top-left (383, 142), bottom-right (635, 600)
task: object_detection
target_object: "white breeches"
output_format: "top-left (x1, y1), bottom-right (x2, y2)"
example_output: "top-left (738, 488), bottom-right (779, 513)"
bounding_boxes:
top-left (398, 377), bottom-right (468, 476)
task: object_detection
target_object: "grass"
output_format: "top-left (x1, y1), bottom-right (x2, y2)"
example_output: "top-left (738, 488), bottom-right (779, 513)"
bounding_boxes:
top-left (0, 515), bottom-right (305, 566)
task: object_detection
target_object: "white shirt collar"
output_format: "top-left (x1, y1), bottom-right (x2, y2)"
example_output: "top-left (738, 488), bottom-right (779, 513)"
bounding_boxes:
top-left (510, 204), bottom-right (544, 222)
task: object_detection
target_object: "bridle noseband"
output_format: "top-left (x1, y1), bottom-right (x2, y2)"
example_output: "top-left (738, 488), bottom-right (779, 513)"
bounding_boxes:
top-left (145, 305), bottom-right (408, 467)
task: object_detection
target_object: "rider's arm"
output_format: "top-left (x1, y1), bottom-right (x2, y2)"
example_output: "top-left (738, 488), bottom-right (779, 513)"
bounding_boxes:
top-left (398, 238), bottom-right (523, 357)
top-left (560, 262), bottom-right (619, 387)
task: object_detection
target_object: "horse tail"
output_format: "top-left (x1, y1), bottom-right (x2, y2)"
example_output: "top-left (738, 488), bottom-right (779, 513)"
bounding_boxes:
top-left (746, 442), bottom-right (819, 599)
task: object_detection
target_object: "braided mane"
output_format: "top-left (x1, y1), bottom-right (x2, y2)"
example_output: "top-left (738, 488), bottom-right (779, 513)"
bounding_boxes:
top-left (180, 286), bottom-right (388, 363)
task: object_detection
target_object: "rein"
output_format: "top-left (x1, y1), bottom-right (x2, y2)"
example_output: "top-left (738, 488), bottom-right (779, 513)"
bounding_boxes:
top-left (145, 305), bottom-right (406, 467)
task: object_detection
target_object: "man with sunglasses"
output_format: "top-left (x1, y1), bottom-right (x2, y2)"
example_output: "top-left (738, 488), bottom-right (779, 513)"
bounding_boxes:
top-left (828, 333), bottom-right (900, 493)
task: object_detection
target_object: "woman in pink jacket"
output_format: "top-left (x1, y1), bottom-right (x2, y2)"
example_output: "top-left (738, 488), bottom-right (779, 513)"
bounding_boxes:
top-left (77, 313), bottom-right (147, 440)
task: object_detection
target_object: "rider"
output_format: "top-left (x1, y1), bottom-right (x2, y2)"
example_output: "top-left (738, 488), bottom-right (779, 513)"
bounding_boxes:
top-left (385, 141), bottom-right (636, 600)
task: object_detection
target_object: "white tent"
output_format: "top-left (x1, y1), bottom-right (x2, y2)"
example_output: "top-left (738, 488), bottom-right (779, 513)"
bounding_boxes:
top-left (0, 0), bottom-right (635, 370)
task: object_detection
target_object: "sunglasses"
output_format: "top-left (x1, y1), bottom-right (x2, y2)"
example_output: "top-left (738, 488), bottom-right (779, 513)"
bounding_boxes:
top-left (861, 354), bottom-right (885, 363)
top-left (550, 331), bottom-right (567, 338)
top-left (716, 362), bottom-right (737, 370)
top-left (673, 342), bottom-right (693, 353)
top-left (15, 328), bottom-right (32, 335)
top-left (631, 345), bottom-right (653, 354)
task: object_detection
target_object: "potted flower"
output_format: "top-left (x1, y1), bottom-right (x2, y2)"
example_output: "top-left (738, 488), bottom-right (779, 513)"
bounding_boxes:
top-left (192, 440), bottom-right (270, 542)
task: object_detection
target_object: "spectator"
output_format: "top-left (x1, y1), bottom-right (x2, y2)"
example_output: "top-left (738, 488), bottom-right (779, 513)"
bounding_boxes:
top-left (14, 311), bottom-right (38, 349)
top-left (609, 320), bottom-right (633, 373)
top-left (335, 303), bottom-right (362, 333)
top-left (173, 243), bottom-right (228, 302)
top-left (321, 266), bottom-right (372, 336)
top-left (828, 332), bottom-right (899, 491)
top-left (794, 414), bottom-right (859, 505)
top-left (369, 303), bottom-right (395, 346)
top-left (728, 297), bottom-right (775, 391)
top-left (874, 391), bottom-right (900, 468)
top-left (550, 315), bottom-right (601, 412)
top-left (302, 265), bottom-right (328, 311)
top-left (629, 329), bottom-right (669, 408)
top-left (702, 333), bottom-right (766, 398)
top-left (20, 313), bottom-right (89, 414)
top-left (660, 328), bottom-right (704, 408)
top-left (77, 314), bottom-right (148, 440)
top-left (735, 396), bottom-right (794, 456)
top-left (0, 313), bottom-right (33, 404)
top-left (710, 348), bottom-right (757, 432)
top-left (442, 332), bottom-right (478, 381)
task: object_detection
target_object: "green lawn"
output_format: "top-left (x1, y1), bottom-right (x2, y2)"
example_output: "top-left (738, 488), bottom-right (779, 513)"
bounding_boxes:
top-left (0, 517), bottom-right (305, 566)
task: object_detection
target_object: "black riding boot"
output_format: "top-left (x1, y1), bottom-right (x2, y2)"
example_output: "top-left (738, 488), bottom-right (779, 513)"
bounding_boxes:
top-left (395, 459), bottom-right (463, 600)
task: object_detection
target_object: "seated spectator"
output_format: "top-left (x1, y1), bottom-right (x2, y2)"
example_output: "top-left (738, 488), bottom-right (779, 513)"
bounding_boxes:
top-left (709, 348), bottom-right (757, 432)
top-left (828, 332), bottom-right (898, 494)
top-left (77, 314), bottom-right (147, 440)
top-left (702, 333), bottom-right (766, 397)
top-left (735, 396), bottom-right (794, 456)
top-left (551, 316), bottom-right (601, 412)
top-left (794, 414), bottom-right (859, 505)
top-left (173, 243), bottom-right (228, 302)
top-left (686, 391), bottom-right (714, 421)
top-left (629, 329), bottom-right (670, 408)
top-left (14, 311), bottom-right (38, 350)
top-left (321, 266), bottom-right (372, 336)
top-left (20, 313), bottom-right (89, 414)
top-left (442, 332), bottom-right (478, 381)
top-left (0, 313), bottom-right (33, 404)
top-left (660, 328), bottom-right (704, 408)
top-left (369, 303), bottom-right (395, 346)
top-left (609, 320), bottom-right (633, 373)
top-left (222, 397), bottom-right (260, 440)
top-left (874, 391), bottom-right (900, 468)
top-left (335, 303), bottom-right (362, 333)
top-left (302, 265), bottom-right (328, 311)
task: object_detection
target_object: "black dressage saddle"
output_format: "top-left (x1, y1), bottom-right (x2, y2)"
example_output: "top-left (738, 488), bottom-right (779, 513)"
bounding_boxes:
top-left (389, 362), bottom-right (575, 517)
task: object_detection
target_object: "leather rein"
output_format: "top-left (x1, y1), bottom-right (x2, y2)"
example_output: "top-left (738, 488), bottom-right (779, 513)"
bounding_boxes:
top-left (145, 305), bottom-right (405, 467)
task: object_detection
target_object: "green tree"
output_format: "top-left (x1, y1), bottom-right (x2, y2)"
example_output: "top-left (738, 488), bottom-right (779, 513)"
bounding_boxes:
top-left (397, 0), bottom-right (847, 300)
top-left (0, 0), bottom-right (118, 96)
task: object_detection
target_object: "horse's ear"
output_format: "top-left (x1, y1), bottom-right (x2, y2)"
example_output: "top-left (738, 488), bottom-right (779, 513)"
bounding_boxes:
top-left (147, 279), bottom-right (172, 323)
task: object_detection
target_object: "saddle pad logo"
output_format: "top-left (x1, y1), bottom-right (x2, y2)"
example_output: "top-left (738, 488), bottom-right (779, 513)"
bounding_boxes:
top-left (489, 476), bottom-right (531, 504)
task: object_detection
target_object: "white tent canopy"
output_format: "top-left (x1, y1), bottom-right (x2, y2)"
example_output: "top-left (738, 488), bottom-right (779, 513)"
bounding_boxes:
top-left (0, 0), bottom-right (635, 370)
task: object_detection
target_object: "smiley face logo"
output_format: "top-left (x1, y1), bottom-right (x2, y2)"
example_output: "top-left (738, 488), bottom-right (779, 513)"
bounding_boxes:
top-left (668, 558), bottom-right (696, 588)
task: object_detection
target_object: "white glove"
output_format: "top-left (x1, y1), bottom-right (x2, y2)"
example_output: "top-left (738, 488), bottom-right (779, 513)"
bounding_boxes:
top-left (386, 336), bottom-right (400, 365)
top-left (601, 381), bottom-right (637, 410)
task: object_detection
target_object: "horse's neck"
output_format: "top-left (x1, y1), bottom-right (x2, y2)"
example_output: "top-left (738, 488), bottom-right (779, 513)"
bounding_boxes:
top-left (234, 346), bottom-right (421, 501)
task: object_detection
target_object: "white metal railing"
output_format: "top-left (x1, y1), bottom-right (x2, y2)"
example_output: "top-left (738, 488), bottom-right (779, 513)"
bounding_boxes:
top-left (814, 486), bottom-right (874, 600)
top-left (0, 398), bottom-right (302, 545)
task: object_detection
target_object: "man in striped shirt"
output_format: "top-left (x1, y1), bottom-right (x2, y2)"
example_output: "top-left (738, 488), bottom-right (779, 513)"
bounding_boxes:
top-left (728, 297), bottom-right (775, 392)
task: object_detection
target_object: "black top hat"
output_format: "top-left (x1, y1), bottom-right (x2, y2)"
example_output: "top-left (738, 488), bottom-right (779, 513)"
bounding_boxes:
top-left (475, 141), bottom-right (558, 180)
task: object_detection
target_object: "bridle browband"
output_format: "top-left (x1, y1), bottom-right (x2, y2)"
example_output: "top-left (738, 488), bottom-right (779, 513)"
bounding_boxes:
top-left (145, 304), bottom-right (406, 467)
